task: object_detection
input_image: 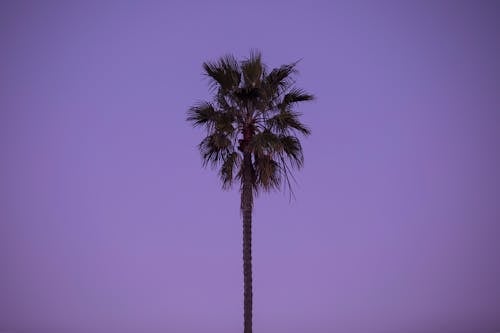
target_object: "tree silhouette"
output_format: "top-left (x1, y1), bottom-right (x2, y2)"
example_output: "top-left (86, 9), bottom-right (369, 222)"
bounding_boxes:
top-left (187, 50), bottom-right (313, 333)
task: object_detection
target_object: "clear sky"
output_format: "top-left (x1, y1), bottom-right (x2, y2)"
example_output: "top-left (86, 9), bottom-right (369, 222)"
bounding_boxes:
top-left (1, 1), bottom-right (499, 332)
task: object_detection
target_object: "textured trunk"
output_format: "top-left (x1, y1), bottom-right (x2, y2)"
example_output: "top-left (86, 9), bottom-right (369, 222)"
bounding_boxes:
top-left (241, 152), bottom-right (254, 333)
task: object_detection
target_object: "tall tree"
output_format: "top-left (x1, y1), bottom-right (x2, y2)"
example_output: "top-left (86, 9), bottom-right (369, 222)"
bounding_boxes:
top-left (187, 51), bottom-right (313, 333)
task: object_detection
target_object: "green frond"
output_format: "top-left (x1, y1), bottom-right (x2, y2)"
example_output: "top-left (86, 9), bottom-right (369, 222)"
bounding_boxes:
top-left (280, 135), bottom-right (304, 169)
top-left (219, 152), bottom-right (240, 189)
top-left (259, 61), bottom-right (303, 112)
top-left (187, 102), bottom-right (217, 129)
top-left (253, 153), bottom-right (281, 191)
top-left (215, 110), bottom-right (236, 134)
top-left (187, 102), bottom-right (236, 135)
top-left (203, 54), bottom-right (241, 92)
top-left (241, 50), bottom-right (264, 88)
top-left (248, 129), bottom-right (283, 155)
top-left (263, 62), bottom-right (298, 96)
top-left (198, 132), bottom-right (234, 167)
top-left (280, 88), bottom-right (314, 109)
top-left (266, 111), bottom-right (311, 136)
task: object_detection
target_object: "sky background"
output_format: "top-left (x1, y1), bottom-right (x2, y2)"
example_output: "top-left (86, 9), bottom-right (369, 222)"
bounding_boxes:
top-left (1, 1), bottom-right (499, 332)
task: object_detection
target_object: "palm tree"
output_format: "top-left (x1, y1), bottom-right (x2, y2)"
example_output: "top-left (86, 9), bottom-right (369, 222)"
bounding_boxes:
top-left (187, 50), bottom-right (313, 333)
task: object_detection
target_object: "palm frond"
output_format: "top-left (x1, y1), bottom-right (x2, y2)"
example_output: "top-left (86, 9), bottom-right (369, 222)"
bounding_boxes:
top-left (187, 101), bottom-right (236, 134)
top-left (249, 131), bottom-right (306, 170)
top-left (266, 111), bottom-right (311, 136)
top-left (248, 129), bottom-right (283, 155)
top-left (280, 88), bottom-right (314, 109)
top-left (253, 153), bottom-right (281, 191)
top-left (241, 50), bottom-right (264, 88)
top-left (203, 54), bottom-right (241, 92)
top-left (216, 110), bottom-right (236, 134)
top-left (198, 132), bottom-right (234, 167)
top-left (263, 62), bottom-right (298, 97)
top-left (277, 153), bottom-right (298, 201)
top-left (279, 135), bottom-right (304, 169)
top-left (265, 63), bottom-right (297, 88)
top-left (187, 101), bottom-right (220, 131)
top-left (220, 152), bottom-right (240, 189)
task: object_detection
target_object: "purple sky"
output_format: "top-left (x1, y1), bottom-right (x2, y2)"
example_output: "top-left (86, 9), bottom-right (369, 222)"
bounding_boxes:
top-left (1, 1), bottom-right (499, 332)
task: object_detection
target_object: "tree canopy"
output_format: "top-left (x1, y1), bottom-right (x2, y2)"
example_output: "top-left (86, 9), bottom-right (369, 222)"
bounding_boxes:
top-left (187, 51), bottom-right (313, 197)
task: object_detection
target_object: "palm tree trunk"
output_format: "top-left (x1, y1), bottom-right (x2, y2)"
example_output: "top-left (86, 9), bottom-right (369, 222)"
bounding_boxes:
top-left (241, 152), bottom-right (254, 333)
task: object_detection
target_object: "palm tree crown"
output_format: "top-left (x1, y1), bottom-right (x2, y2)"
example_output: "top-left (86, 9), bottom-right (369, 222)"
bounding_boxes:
top-left (187, 51), bottom-right (313, 196)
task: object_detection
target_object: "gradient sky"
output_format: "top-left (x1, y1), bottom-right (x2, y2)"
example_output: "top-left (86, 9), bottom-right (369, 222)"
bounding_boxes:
top-left (1, 1), bottom-right (499, 333)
